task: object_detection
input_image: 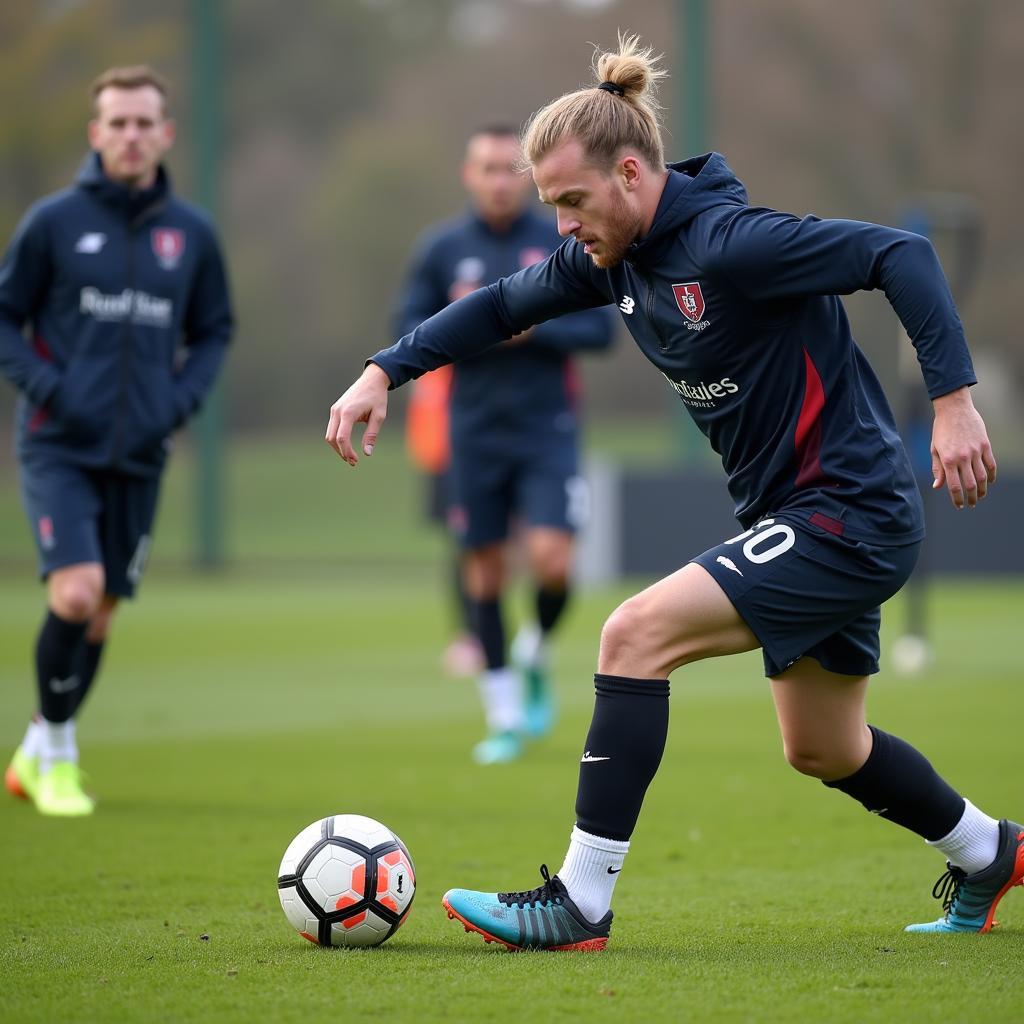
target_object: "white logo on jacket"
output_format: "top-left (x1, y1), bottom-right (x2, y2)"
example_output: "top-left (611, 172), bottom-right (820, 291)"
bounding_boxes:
top-left (75, 233), bottom-right (107, 253)
top-left (619, 295), bottom-right (635, 314)
top-left (79, 287), bottom-right (173, 327)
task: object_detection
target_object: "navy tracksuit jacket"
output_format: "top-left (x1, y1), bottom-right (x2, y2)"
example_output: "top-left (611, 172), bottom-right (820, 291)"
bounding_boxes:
top-left (0, 152), bottom-right (233, 477)
top-left (372, 153), bottom-right (976, 544)
top-left (394, 207), bottom-right (614, 448)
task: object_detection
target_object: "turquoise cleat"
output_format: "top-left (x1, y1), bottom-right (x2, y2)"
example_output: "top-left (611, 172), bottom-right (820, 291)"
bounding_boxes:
top-left (471, 730), bottom-right (522, 765)
top-left (443, 864), bottom-right (611, 951)
top-left (905, 819), bottom-right (1024, 933)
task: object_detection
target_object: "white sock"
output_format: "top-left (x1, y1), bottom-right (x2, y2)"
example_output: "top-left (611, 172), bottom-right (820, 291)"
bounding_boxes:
top-left (21, 717), bottom-right (43, 758)
top-left (928, 799), bottom-right (1000, 874)
top-left (39, 719), bottom-right (78, 773)
top-left (511, 623), bottom-right (546, 668)
top-left (557, 826), bottom-right (629, 923)
top-left (476, 668), bottom-right (523, 733)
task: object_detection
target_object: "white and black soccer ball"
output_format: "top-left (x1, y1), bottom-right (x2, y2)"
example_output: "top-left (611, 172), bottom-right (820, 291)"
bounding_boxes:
top-left (277, 814), bottom-right (415, 947)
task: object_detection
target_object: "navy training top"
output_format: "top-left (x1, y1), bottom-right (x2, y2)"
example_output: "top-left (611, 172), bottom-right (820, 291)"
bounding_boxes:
top-left (371, 153), bottom-right (977, 545)
top-left (0, 152), bottom-right (233, 477)
top-left (393, 207), bottom-right (614, 447)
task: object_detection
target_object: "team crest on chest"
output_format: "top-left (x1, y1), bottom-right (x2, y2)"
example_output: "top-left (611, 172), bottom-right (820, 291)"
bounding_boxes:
top-left (672, 282), bottom-right (707, 325)
top-left (151, 228), bottom-right (185, 270)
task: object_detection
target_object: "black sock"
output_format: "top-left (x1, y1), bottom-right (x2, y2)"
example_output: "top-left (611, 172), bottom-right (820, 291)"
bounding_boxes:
top-left (824, 725), bottom-right (965, 841)
top-left (575, 673), bottom-right (670, 842)
top-left (472, 598), bottom-right (505, 671)
top-left (35, 611), bottom-right (89, 724)
top-left (68, 640), bottom-right (105, 718)
top-left (536, 584), bottom-right (569, 635)
top-left (452, 556), bottom-right (475, 636)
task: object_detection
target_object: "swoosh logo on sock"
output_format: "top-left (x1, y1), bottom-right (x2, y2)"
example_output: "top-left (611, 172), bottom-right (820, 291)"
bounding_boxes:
top-left (607, 866), bottom-right (621, 874)
top-left (48, 675), bottom-right (80, 694)
top-left (580, 751), bottom-right (610, 763)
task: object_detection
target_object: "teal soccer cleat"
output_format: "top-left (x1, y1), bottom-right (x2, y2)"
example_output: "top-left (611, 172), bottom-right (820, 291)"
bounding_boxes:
top-left (443, 864), bottom-right (611, 951)
top-left (905, 819), bottom-right (1024, 933)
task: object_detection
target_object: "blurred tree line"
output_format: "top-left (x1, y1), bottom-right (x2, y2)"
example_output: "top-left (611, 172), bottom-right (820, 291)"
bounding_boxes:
top-left (1, 0), bottom-right (1021, 448)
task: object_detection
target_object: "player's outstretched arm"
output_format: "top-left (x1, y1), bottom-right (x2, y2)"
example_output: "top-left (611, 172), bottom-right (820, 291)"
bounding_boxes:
top-left (325, 362), bottom-right (391, 466)
top-left (930, 386), bottom-right (997, 509)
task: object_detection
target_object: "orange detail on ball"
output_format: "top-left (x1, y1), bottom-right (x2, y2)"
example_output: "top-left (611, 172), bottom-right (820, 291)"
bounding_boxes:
top-left (351, 862), bottom-right (366, 894)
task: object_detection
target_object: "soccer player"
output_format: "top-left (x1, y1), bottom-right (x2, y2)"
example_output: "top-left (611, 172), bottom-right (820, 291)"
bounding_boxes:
top-left (394, 127), bottom-right (615, 764)
top-left (0, 66), bottom-right (233, 816)
top-left (326, 35), bottom-right (1019, 945)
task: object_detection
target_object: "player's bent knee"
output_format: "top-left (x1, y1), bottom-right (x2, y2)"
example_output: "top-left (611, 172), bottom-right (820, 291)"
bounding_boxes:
top-left (49, 565), bottom-right (105, 623)
top-left (598, 596), bottom-right (677, 676)
top-left (783, 743), bottom-right (854, 780)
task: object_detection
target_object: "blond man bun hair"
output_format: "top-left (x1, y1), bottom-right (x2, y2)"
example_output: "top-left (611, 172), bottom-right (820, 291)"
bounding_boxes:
top-left (522, 32), bottom-right (668, 171)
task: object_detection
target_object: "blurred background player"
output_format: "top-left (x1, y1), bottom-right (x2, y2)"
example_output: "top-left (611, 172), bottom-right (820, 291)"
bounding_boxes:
top-left (0, 65), bottom-right (233, 816)
top-left (402, 362), bottom-right (483, 678)
top-left (394, 126), bottom-right (615, 764)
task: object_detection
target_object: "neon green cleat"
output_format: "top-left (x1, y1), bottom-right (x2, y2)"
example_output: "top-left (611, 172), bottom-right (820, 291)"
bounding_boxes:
top-left (33, 761), bottom-right (95, 817)
top-left (5, 746), bottom-right (39, 802)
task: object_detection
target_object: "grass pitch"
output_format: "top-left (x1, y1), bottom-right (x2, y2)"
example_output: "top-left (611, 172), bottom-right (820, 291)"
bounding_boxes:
top-left (0, 438), bottom-right (1022, 1022)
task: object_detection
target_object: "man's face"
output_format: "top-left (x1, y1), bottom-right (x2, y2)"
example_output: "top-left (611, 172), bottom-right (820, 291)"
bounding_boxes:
top-left (88, 85), bottom-right (174, 189)
top-left (462, 133), bottom-right (530, 226)
top-left (533, 138), bottom-right (643, 269)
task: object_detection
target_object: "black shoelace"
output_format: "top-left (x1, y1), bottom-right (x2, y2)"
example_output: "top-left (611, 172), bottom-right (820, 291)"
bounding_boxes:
top-left (932, 864), bottom-right (967, 914)
top-left (497, 864), bottom-right (565, 909)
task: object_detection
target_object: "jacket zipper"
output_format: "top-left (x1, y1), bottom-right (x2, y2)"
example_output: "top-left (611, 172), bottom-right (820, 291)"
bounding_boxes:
top-left (642, 270), bottom-right (670, 353)
top-left (110, 224), bottom-right (137, 466)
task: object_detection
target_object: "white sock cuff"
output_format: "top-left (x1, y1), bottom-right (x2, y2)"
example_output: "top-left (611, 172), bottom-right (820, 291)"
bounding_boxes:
top-left (570, 825), bottom-right (630, 856)
top-left (927, 799), bottom-right (999, 847)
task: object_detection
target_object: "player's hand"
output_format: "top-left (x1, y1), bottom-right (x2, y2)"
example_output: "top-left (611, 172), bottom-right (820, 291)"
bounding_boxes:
top-left (325, 363), bottom-right (391, 466)
top-left (930, 386), bottom-right (997, 509)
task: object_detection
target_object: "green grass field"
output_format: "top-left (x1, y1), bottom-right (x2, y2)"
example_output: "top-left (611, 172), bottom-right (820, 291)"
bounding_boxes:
top-left (1, 436), bottom-right (1022, 1023)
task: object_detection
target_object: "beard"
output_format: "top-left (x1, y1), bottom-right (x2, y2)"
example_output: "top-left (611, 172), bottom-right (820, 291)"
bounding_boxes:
top-left (588, 189), bottom-right (644, 269)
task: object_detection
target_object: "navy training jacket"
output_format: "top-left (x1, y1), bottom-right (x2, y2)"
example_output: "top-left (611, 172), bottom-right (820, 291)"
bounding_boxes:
top-left (394, 207), bottom-right (614, 446)
top-left (371, 153), bottom-right (977, 544)
top-left (0, 152), bottom-right (233, 477)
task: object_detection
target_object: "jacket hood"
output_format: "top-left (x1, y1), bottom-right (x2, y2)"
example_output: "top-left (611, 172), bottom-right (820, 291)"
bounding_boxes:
top-left (627, 152), bottom-right (748, 264)
top-left (75, 151), bottom-right (171, 224)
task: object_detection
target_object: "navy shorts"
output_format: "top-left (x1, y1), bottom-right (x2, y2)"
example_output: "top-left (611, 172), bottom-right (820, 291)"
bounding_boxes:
top-left (18, 458), bottom-right (161, 598)
top-left (690, 512), bottom-right (921, 677)
top-left (448, 436), bottom-right (587, 549)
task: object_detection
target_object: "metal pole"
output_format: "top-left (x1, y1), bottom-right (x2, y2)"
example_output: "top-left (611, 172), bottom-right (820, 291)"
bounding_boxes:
top-left (192, 0), bottom-right (225, 568)
top-left (672, 0), bottom-right (710, 463)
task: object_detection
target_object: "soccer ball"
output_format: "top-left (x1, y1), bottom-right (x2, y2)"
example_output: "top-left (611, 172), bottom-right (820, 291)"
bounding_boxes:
top-left (277, 814), bottom-right (415, 947)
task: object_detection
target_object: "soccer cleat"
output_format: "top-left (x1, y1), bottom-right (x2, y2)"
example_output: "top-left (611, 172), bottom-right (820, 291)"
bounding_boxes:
top-left (905, 819), bottom-right (1024, 933)
top-left (471, 730), bottom-right (522, 765)
top-left (33, 761), bottom-right (95, 817)
top-left (5, 746), bottom-right (39, 801)
top-left (443, 864), bottom-right (611, 951)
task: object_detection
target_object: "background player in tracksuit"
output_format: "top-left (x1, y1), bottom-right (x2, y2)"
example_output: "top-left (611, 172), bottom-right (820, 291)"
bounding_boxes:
top-left (395, 126), bottom-right (615, 765)
top-left (0, 66), bottom-right (233, 817)
top-left (328, 35), bottom-right (1018, 947)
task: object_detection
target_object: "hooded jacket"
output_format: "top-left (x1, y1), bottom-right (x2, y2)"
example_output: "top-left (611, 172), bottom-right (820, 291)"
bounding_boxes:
top-left (0, 152), bottom-right (233, 477)
top-left (371, 153), bottom-right (977, 544)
